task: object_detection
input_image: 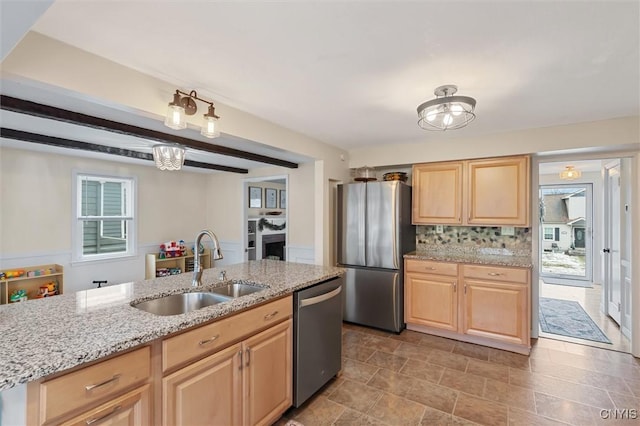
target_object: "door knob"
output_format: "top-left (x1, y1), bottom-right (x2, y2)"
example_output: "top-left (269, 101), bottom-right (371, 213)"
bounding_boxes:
top-left (603, 248), bottom-right (611, 253)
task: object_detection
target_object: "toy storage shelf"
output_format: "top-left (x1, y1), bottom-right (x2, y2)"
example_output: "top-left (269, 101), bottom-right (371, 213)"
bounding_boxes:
top-left (145, 249), bottom-right (211, 280)
top-left (0, 264), bottom-right (64, 304)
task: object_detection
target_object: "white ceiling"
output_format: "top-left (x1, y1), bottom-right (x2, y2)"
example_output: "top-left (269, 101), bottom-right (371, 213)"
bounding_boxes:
top-left (27, 0), bottom-right (639, 151)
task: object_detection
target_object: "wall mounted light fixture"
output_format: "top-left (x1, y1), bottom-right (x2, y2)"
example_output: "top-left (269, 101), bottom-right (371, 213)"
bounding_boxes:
top-left (164, 89), bottom-right (221, 138)
top-left (417, 85), bottom-right (476, 131)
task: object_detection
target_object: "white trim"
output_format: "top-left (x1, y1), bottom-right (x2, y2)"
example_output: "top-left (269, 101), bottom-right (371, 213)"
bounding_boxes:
top-left (72, 170), bottom-right (137, 263)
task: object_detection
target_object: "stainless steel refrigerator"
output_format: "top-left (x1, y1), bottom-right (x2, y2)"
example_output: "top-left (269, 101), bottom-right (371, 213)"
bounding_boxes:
top-left (337, 180), bottom-right (415, 333)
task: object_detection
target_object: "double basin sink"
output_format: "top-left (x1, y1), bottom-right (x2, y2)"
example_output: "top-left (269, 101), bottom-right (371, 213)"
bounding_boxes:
top-left (132, 282), bottom-right (266, 316)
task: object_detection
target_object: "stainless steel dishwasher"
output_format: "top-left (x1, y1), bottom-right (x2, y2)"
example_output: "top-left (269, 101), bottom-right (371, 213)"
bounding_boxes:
top-left (293, 276), bottom-right (343, 407)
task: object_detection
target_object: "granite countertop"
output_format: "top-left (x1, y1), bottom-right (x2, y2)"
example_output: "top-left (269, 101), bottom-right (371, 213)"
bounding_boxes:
top-left (0, 260), bottom-right (344, 391)
top-left (405, 250), bottom-right (532, 268)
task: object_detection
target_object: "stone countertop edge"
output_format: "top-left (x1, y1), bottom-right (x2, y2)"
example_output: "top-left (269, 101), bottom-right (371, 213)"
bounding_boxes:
top-left (0, 260), bottom-right (345, 391)
top-left (404, 251), bottom-right (533, 268)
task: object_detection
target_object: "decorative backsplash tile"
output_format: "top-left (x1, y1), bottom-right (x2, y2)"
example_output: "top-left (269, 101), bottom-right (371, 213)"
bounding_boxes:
top-left (416, 226), bottom-right (531, 257)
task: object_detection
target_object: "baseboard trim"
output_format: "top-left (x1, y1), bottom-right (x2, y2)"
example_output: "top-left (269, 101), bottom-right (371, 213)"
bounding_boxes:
top-left (406, 323), bottom-right (531, 355)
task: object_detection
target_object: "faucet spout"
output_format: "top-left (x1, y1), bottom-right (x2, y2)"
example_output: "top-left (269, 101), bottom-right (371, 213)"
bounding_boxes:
top-left (192, 229), bottom-right (223, 287)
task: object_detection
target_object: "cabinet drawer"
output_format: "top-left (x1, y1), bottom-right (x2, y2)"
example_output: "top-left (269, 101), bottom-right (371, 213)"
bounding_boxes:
top-left (163, 296), bottom-right (292, 372)
top-left (405, 259), bottom-right (458, 276)
top-left (462, 264), bottom-right (529, 284)
top-left (40, 346), bottom-right (150, 423)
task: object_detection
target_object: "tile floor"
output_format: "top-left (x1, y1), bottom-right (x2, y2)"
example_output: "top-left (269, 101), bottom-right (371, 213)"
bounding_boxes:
top-left (275, 323), bottom-right (640, 426)
top-left (540, 281), bottom-right (630, 352)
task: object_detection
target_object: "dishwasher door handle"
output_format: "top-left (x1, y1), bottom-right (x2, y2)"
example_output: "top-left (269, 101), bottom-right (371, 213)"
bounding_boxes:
top-left (299, 286), bottom-right (342, 308)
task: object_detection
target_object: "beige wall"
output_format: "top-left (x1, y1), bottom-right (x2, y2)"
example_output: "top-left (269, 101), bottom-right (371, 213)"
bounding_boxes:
top-left (0, 147), bottom-right (209, 255)
top-left (349, 117), bottom-right (639, 168)
top-left (1, 32), bottom-right (347, 163)
top-left (207, 163), bottom-right (315, 248)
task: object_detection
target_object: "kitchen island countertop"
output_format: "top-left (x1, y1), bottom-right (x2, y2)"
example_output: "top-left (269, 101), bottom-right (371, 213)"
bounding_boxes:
top-left (405, 250), bottom-right (532, 268)
top-left (0, 260), bottom-right (343, 391)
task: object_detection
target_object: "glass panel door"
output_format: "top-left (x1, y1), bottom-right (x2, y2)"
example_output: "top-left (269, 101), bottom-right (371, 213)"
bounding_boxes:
top-left (539, 184), bottom-right (593, 282)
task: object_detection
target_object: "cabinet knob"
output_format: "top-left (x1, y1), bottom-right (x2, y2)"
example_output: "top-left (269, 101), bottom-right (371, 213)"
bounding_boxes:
top-left (488, 272), bottom-right (503, 276)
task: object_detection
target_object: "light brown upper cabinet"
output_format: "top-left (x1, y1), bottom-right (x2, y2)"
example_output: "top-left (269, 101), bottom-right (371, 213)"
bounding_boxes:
top-left (412, 155), bottom-right (530, 227)
top-left (412, 161), bottom-right (464, 224)
top-left (467, 156), bottom-right (530, 226)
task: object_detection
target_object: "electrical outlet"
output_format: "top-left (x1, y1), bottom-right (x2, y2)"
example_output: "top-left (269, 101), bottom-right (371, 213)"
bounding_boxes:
top-left (501, 226), bottom-right (515, 236)
top-left (436, 225), bottom-right (444, 233)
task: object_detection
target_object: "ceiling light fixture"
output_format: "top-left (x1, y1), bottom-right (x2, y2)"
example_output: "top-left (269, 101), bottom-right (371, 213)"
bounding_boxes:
top-left (164, 89), bottom-right (221, 138)
top-left (417, 85), bottom-right (476, 131)
top-left (559, 165), bottom-right (581, 180)
top-left (152, 144), bottom-right (186, 171)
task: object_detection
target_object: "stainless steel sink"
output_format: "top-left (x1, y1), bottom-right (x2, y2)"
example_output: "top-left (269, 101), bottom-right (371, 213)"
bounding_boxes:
top-left (209, 282), bottom-right (265, 298)
top-left (132, 292), bottom-right (231, 316)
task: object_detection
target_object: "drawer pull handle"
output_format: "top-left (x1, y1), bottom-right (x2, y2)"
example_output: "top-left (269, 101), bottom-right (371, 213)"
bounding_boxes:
top-left (453, 282), bottom-right (457, 292)
top-left (425, 267), bottom-right (436, 270)
top-left (488, 272), bottom-right (503, 276)
top-left (85, 374), bottom-right (121, 392)
top-left (199, 334), bottom-right (220, 346)
top-left (264, 311), bottom-right (279, 320)
top-left (85, 405), bottom-right (122, 424)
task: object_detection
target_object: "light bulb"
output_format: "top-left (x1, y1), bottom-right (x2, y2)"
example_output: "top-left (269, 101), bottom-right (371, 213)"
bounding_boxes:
top-left (164, 104), bottom-right (186, 130)
top-left (451, 103), bottom-right (463, 116)
top-left (426, 109), bottom-right (437, 122)
top-left (443, 113), bottom-right (453, 126)
top-left (201, 107), bottom-right (220, 138)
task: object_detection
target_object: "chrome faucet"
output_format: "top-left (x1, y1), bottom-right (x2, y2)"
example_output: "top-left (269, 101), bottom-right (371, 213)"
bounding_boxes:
top-left (192, 229), bottom-right (224, 287)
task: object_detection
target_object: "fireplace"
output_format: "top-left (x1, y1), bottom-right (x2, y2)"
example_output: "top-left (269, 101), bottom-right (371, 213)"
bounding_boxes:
top-left (262, 233), bottom-right (286, 261)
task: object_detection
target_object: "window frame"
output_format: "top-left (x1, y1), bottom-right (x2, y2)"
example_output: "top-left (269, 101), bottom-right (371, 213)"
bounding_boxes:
top-left (543, 227), bottom-right (556, 241)
top-left (72, 171), bottom-right (137, 263)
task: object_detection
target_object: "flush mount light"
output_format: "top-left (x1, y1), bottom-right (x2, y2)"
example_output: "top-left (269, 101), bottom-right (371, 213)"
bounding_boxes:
top-left (417, 85), bottom-right (476, 131)
top-left (152, 144), bottom-right (186, 171)
top-left (560, 165), bottom-right (581, 180)
top-left (164, 89), bottom-right (221, 138)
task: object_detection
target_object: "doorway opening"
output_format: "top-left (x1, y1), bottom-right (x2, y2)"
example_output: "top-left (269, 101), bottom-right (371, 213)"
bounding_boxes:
top-left (243, 175), bottom-right (288, 262)
top-left (537, 158), bottom-right (632, 352)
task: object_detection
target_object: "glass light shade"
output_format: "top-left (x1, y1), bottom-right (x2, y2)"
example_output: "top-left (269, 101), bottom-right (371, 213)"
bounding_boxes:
top-left (201, 115), bottom-right (220, 138)
top-left (164, 104), bottom-right (186, 130)
top-left (560, 166), bottom-right (581, 180)
top-left (152, 144), bottom-right (186, 171)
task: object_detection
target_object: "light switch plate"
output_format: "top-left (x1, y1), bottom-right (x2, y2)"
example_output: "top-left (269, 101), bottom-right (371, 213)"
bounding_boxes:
top-left (501, 226), bottom-right (515, 236)
top-left (436, 225), bottom-right (444, 233)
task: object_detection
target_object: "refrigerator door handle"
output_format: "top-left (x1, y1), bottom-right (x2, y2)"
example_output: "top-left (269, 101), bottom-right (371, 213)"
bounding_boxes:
top-left (299, 286), bottom-right (342, 308)
top-left (391, 184), bottom-right (398, 269)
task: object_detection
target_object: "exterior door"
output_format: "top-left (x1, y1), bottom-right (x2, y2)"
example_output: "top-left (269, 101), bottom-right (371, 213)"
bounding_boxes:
top-left (539, 184), bottom-right (593, 283)
top-left (604, 162), bottom-right (622, 325)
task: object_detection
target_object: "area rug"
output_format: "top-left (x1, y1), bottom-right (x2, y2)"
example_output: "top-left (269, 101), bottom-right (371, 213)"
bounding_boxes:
top-left (539, 297), bottom-right (611, 344)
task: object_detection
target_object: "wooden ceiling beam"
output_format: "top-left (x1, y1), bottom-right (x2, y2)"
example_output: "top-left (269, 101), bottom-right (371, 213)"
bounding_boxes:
top-left (0, 95), bottom-right (298, 169)
top-left (0, 128), bottom-right (249, 174)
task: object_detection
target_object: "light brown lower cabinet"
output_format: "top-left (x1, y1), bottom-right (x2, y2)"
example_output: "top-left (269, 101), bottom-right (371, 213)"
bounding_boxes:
top-left (405, 259), bottom-right (531, 354)
top-left (58, 384), bottom-right (150, 426)
top-left (162, 319), bottom-right (292, 426)
top-left (26, 296), bottom-right (294, 425)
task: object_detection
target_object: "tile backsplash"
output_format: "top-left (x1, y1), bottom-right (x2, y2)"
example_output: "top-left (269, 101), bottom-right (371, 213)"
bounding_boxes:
top-left (416, 226), bottom-right (531, 257)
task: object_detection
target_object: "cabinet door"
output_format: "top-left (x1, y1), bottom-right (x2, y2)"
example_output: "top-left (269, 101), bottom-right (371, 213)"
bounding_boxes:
top-left (462, 279), bottom-right (529, 346)
top-left (412, 162), bottom-right (463, 224)
top-left (467, 156), bottom-right (530, 226)
top-left (405, 272), bottom-right (458, 331)
top-left (243, 319), bottom-right (292, 426)
top-left (59, 385), bottom-right (150, 426)
top-left (163, 343), bottom-right (243, 426)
